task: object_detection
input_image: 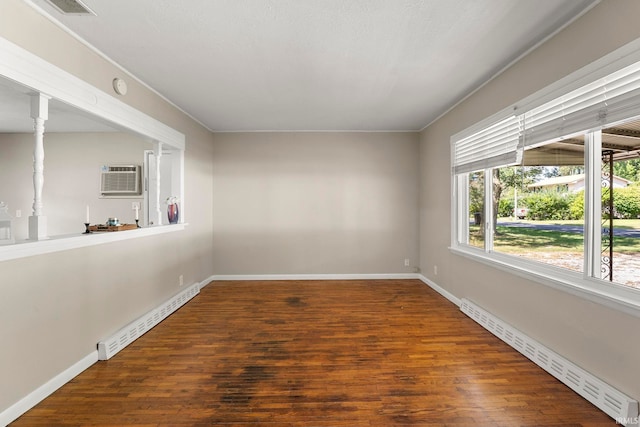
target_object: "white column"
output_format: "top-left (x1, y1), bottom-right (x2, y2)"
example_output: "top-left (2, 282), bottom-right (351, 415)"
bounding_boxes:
top-left (484, 169), bottom-right (493, 252)
top-left (29, 93), bottom-right (50, 240)
top-left (154, 141), bottom-right (163, 225)
top-left (584, 131), bottom-right (602, 279)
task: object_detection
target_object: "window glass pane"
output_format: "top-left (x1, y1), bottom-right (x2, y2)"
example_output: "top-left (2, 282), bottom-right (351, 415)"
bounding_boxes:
top-left (599, 119), bottom-right (640, 289)
top-left (492, 136), bottom-right (585, 273)
top-left (468, 171), bottom-right (485, 248)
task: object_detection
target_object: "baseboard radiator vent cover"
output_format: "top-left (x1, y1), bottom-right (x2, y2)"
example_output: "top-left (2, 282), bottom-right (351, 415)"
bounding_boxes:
top-left (460, 299), bottom-right (638, 424)
top-left (98, 283), bottom-right (200, 360)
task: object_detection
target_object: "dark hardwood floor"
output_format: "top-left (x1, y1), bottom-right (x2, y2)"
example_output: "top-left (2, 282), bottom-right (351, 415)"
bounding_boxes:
top-left (12, 279), bottom-right (614, 426)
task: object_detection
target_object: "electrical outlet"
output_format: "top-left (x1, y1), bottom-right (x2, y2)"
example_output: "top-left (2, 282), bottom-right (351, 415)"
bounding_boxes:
top-left (132, 202), bottom-right (140, 210)
top-left (15, 210), bottom-right (21, 218)
top-left (434, 265), bottom-right (438, 276)
top-left (179, 275), bottom-right (184, 286)
top-left (404, 258), bottom-right (410, 267)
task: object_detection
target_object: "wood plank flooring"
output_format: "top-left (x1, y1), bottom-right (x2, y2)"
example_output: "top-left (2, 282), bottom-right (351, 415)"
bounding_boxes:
top-left (12, 279), bottom-right (614, 426)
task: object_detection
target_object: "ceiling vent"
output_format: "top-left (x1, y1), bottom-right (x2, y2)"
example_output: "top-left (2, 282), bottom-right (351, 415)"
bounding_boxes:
top-left (46, 0), bottom-right (96, 15)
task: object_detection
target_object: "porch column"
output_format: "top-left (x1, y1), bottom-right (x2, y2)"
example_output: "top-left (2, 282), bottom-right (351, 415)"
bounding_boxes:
top-left (29, 93), bottom-right (50, 240)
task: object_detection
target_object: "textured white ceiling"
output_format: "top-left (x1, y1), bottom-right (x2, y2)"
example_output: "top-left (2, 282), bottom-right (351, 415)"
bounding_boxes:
top-left (25, 0), bottom-right (598, 132)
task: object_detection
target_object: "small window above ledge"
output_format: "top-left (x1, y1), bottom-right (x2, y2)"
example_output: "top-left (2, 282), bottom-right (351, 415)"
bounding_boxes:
top-left (0, 224), bottom-right (186, 263)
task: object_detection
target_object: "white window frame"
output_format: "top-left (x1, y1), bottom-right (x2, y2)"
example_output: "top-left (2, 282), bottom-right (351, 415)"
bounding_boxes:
top-left (450, 38), bottom-right (640, 318)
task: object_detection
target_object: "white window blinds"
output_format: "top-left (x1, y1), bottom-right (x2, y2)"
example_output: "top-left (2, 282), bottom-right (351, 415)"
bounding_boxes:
top-left (523, 61), bottom-right (640, 147)
top-left (453, 115), bottom-right (522, 174)
top-left (453, 61), bottom-right (640, 174)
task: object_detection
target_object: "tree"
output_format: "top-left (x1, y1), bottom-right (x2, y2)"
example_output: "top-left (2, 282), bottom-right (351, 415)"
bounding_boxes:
top-left (558, 165), bottom-right (584, 176)
top-left (544, 166), bottom-right (560, 178)
top-left (613, 159), bottom-right (640, 183)
top-left (469, 171), bottom-right (485, 236)
top-left (492, 166), bottom-right (543, 231)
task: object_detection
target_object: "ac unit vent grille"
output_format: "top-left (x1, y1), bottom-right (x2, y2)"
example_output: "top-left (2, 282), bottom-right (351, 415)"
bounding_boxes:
top-left (100, 165), bottom-right (141, 195)
top-left (460, 298), bottom-right (638, 424)
top-left (109, 166), bottom-right (137, 172)
top-left (46, 0), bottom-right (96, 15)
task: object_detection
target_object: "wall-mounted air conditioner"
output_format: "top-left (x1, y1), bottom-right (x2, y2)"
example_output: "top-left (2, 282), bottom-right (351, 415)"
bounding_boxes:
top-left (100, 165), bottom-right (141, 195)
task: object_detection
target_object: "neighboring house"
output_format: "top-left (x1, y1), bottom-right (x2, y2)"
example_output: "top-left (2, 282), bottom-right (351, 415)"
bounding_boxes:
top-left (527, 174), bottom-right (631, 193)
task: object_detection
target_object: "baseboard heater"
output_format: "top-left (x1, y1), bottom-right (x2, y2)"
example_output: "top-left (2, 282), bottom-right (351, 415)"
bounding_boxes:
top-left (98, 283), bottom-right (200, 360)
top-left (460, 298), bottom-right (638, 425)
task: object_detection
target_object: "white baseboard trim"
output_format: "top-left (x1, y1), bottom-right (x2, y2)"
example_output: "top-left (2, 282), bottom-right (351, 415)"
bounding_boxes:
top-left (0, 273), bottom-right (453, 426)
top-left (0, 275), bottom-right (217, 426)
top-left (418, 274), bottom-right (461, 307)
top-left (207, 274), bottom-right (463, 309)
top-left (198, 274), bottom-right (217, 289)
top-left (0, 351), bottom-right (98, 426)
top-left (460, 299), bottom-right (639, 424)
top-left (209, 273), bottom-right (420, 281)
top-left (97, 283), bottom-right (200, 360)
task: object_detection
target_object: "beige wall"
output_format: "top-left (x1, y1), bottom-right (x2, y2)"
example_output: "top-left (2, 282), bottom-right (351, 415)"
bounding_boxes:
top-left (212, 132), bottom-right (420, 274)
top-left (420, 0), bottom-right (640, 400)
top-left (0, 0), bottom-right (214, 413)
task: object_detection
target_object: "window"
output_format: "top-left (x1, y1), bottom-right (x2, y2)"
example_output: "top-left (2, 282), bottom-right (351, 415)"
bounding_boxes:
top-left (467, 170), bottom-right (485, 249)
top-left (492, 137), bottom-right (586, 274)
top-left (451, 48), bottom-right (640, 311)
top-left (598, 118), bottom-right (640, 288)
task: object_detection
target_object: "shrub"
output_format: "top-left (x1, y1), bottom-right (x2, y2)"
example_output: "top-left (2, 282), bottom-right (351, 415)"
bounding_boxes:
top-left (612, 186), bottom-right (640, 218)
top-left (529, 187), bottom-right (639, 220)
top-left (570, 190), bottom-right (585, 220)
top-left (498, 198), bottom-right (514, 217)
top-left (524, 191), bottom-right (578, 220)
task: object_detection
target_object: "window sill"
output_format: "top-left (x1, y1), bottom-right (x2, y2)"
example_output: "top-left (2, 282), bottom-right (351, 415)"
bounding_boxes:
top-left (450, 245), bottom-right (640, 318)
top-left (0, 223), bottom-right (186, 263)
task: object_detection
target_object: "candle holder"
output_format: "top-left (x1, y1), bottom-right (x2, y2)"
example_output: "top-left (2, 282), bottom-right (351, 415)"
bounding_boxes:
top-left (83, 223), bottom-right (92, 234)
top-left (135, 219), bottom-right (140, 228)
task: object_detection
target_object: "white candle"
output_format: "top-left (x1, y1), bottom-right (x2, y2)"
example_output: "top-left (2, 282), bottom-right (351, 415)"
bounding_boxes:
top-left (86, 205), bottom-right (90, 223)
top-left (135, 206), bottom-right (139, 220)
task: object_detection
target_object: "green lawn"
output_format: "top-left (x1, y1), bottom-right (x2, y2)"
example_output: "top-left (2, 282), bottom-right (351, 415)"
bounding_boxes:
top-left (492, 226), bottom-right (640, 254)
top-left (469, 220), bottom-right (640, 253)
top-left (504, 218), bottom-right (640, 229)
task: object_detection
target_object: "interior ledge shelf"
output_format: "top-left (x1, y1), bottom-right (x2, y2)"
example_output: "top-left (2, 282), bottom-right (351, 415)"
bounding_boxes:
top-left (0, 224), bottom-right (185, 263)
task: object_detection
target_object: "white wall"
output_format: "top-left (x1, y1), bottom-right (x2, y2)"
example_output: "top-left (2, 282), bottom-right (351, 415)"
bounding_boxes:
top-left (420, 0), bottom-right (640, 400)
top-left (212, 132), bottom-right (419, 274)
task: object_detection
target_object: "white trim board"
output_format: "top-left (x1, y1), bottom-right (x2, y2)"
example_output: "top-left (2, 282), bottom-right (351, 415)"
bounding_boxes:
top-left (460, 299), bottom-right (639, 424)
top-left (197, 274), bottom-right (217, 289)
top-left (0, 275), bottom-right (214, 425)
top-left (450, 246), bottom-right (640, 319)
top-left (418, 274), bottom-right (461, 307)
top-left (0, 351), bottom-right (98, 426)
top-left (0, 224), bottom-right (185, 263)
top-left (4, 274), bottom-right (631, 426)
top-left (0, 36), bottom-right (184, 149)
top-left (208, 273), bottom-right (460, 307)
top-left (210, 273), bottom-right (421, 281)
top-left (97, 283), bottom-right (200, 360)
